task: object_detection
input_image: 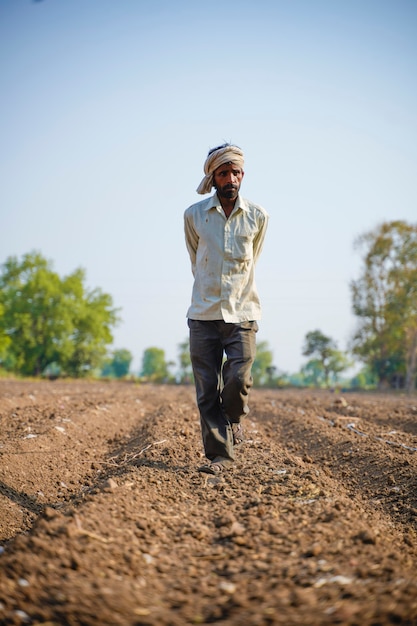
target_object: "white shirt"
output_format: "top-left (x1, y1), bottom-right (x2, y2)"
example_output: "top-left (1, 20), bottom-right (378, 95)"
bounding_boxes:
top-left (184, 192), bottom-right (269, 322)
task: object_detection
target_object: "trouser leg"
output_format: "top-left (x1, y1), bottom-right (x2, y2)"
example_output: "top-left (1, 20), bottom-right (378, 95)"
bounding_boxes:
top-left (188, 319), bottom-right (234, 461)
top-left (221, 321), bottom-right (258, 423)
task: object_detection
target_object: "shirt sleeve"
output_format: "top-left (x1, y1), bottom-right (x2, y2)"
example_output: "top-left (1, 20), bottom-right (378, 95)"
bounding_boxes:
top-left (184, 211), bottom-right (199, 276)
top-left (253, 211), bottom-right (269, 264)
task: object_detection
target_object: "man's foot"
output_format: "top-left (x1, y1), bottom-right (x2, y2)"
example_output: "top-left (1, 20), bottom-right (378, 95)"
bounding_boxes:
top-left (198, 456), bottom-right (233, 475)
top-left (232, 423), bottom-right (245, 446)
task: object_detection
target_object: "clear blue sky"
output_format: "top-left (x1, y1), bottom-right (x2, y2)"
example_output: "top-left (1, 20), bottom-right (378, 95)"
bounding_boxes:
top-left (1, 0), bottom-right (416, 375)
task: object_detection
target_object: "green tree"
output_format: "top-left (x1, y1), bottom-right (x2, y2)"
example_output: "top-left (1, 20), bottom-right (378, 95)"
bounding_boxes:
top-left (0, 302), bottom-right (11, 367)
top-left (327, 351), bottom-right (352, 385)
top-left (252, 341), bottom-right (274, 386)
top-left (177, 338), bottom-right (193, 383)
top-left (302, 330), bottom-right (350, 386)
top-left (300, 358), bottom-right (326, 387)
top-left (65, 286), bottom-right (118, 377)
top-left (350, 366), bottom-right (378, 390)
top-left (287, 372), bottom-right (306, 387)
top-left (0, 252), bottom-right (119, 377)
top-left (140, 347), bottom-right (169, 382)
top-left (101, 348), bottom-right (133, 378)
top-left (302, 330), bottom-right (336, 386)
top-left (100, 358), bottom-right (115, 378)
top-left (351, 221), bottom-right (417, 391)
top-left (112, 349), bottom-right (133, 378)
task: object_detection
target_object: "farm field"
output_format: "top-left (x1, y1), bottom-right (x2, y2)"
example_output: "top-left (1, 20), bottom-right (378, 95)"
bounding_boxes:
top-left (0, 380), bottom-right (416, 625)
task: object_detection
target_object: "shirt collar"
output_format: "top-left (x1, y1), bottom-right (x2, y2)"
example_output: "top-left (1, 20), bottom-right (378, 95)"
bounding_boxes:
top-left (205, 193), bottom-right (248, 212)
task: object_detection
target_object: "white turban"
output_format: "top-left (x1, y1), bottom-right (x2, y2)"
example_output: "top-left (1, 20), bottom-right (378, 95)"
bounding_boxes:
top-left (196, 145), bottom-right (245, 195)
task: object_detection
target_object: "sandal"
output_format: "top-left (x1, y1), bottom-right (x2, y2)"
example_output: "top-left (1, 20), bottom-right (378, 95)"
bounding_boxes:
top-left (198, 462), bottom-right (223, 475)
top-left (232, 423), bottom-right (245, 446)
top-left (198, 456), bottom-right (232, 475)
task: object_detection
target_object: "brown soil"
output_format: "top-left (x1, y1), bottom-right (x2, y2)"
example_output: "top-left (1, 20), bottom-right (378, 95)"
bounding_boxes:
top-left (0, 380), bottom-right (417, 625)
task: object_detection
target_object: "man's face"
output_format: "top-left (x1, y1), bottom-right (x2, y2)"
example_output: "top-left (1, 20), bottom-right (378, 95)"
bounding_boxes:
top-left (213, 162), bottom-right (244, 201)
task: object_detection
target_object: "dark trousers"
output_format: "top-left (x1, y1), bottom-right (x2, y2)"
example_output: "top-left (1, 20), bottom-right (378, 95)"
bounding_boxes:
top-left (188, 319), bottom-right (258, 461)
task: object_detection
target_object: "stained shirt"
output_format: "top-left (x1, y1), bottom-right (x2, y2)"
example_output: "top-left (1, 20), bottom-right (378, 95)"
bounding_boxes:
top-left (184, 193), bottom-right (269, 322)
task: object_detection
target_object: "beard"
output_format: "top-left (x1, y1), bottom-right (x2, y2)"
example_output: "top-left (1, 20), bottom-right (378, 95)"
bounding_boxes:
top-left (215, 183), bottom-right (239, 200)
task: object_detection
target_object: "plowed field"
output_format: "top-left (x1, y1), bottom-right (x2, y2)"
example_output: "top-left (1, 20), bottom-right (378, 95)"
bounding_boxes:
top-left (0, 380), bottom-right (416, 625)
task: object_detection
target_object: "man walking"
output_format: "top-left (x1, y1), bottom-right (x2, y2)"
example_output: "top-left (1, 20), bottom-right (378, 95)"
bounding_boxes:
top-left (184, 143), bottom-right (269, 474)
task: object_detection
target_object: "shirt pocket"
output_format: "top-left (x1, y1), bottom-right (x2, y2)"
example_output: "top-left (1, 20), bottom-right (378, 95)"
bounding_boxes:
top-left (233, 232), bottom-right (254, 262)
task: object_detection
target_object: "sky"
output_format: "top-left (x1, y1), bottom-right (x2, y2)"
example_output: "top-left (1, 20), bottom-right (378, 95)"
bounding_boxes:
top-left (1, 0), bottom-right (416, 376)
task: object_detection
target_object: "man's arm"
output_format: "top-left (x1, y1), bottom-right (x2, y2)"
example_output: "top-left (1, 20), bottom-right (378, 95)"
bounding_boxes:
top-left (253, 212), bottom-right (269, 264)
top-left (184, 212), bottom-right (199, 276)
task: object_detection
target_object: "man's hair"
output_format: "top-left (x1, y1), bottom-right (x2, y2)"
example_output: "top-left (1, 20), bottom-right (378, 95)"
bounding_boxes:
top-left (207, 142), bottom-right (241, 156)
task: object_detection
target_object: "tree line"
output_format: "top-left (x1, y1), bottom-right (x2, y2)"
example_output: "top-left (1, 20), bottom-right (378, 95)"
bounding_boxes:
top-left (0, 220), bottom-right (416, 391)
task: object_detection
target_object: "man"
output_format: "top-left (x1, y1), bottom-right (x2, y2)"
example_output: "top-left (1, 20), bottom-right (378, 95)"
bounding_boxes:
top-left (184, 143), bottom-right (269, 474)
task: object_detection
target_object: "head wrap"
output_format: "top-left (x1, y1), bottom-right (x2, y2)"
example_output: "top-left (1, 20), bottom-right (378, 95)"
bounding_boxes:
top-left (196, 145), bottom-right (244, 195)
